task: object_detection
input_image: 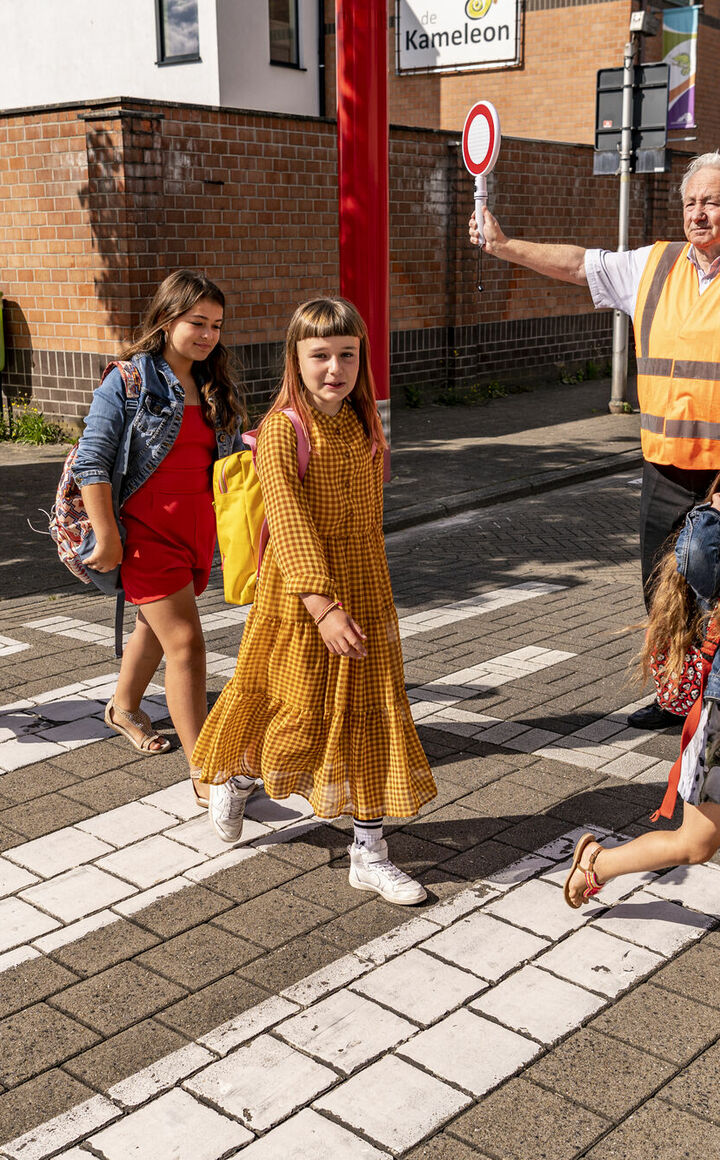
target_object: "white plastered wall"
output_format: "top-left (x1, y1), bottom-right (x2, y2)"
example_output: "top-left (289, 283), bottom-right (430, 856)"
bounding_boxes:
top-left (216, 0), bottom-right (320, 115)
top-left (0, 0), bottom-right (220, 110)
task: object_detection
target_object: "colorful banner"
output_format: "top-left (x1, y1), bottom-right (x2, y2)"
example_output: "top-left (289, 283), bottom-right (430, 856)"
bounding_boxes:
top-left (662, 6), bottom-right (700, 130)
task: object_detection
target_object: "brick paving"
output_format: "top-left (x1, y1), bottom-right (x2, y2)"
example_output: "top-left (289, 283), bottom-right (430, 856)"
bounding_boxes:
top-left (2, 390), bottom-right (719, 1157)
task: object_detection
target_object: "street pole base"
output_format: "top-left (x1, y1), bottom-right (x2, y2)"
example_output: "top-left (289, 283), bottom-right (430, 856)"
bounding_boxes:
top-left (608, 400), bottom-right (631, 415)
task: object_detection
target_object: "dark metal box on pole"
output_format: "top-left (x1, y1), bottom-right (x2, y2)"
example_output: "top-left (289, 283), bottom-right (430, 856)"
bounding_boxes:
top-left (594, 62), bottom-right (670, 176)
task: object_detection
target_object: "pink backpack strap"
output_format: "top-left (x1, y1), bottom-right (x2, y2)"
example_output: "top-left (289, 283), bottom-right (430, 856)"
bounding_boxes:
top-left (283, 408), bottom-right (311, 478)
top-left (251, 408), bottom-right (311, 578)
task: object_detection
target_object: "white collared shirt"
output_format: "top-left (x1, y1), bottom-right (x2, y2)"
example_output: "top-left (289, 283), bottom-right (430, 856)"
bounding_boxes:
top-left (585, 244), bottom-right (720, 318)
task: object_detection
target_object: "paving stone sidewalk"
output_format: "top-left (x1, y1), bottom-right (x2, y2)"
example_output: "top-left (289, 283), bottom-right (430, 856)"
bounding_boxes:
top-left (0, 376), bottom-right (640, 600)
top-left (1, 454), bottom-right (719, 1158)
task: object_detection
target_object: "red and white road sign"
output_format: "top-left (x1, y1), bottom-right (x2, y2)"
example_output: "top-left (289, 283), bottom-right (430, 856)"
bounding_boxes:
top-left (462, 101), bottom-right (501, 177)
top-left (462, 101), bottom-right (501, 245)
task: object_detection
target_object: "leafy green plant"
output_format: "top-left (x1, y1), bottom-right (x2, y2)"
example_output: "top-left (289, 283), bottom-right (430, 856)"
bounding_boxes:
top-left (437, 379), bottom-right (510, 406)
top-left (402, 382), bottom-right (423, 408)
top-left (1, 402), bottom-right (69, 444)
top-left (559, 358), bottom-right (612, 385)
top-left (558, 364), bottom-right (585, 385)
top-left (485, 379), bottom-right (507, 399)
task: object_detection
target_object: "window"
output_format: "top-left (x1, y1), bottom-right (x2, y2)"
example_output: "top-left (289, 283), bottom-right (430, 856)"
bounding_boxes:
top-left (156, 0), bottom-right (200, 65)
top-left (269, 0), bottom-right (299, 67)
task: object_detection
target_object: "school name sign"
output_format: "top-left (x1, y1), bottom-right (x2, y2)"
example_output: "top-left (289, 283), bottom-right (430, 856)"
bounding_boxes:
top-left (397, 0), bottom-right (522, 74)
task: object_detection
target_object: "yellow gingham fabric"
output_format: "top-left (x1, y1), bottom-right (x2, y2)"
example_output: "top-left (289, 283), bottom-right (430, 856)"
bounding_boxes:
top-left (193, 404), bottom-right (437, 820)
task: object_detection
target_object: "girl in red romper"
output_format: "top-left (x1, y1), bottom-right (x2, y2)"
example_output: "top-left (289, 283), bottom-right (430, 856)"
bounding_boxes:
top-left (76, 271), bottom-right (245, 804)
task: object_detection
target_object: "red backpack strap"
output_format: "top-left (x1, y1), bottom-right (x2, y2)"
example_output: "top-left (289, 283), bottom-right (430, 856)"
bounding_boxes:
top-left (101, 359), bottom-right (142, 398)
top-left (651, 630), bottom-right (720, 822)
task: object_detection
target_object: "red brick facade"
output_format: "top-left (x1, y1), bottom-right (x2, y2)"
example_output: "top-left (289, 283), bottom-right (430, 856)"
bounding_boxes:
top-left (0, 96), bottom-right (690, 427)
top-left (325, 0), bottom-right (720, 152)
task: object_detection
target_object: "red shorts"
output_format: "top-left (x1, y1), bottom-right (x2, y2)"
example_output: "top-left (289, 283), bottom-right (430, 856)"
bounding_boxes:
top-left (120, 489), bottom-right (216, 605)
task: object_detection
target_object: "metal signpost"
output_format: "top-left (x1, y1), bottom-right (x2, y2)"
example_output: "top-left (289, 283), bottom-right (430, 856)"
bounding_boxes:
top-left (461, 100), bottom-right (501, 291)
top-left (609, 35), bottom-right (637, 414)
top-left (593, 12), bottom-right (666, 413)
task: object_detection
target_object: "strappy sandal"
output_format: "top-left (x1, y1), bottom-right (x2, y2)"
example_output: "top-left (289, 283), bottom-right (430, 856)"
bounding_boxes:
top-left (563, 832), bottom-right (603, 909)
top-left (104, 696), bottom-right (171, 754)
top-left (191, 774), bottom-right (209, 810)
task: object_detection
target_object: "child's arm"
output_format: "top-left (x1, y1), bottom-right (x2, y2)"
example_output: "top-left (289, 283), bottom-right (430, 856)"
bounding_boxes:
top-left (257, 415), bottom-right (366, 657)
top-left (299, 593), bottom-right (366, 660)
top-left (80, 483), bottom-right (124, 572)
top-left (256, 414), bottom-right (334, 594)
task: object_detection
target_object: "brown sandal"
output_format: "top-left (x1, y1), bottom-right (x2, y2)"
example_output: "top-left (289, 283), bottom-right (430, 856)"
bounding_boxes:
top-left (104, 696), bottom-right (171, 754)
top-left (564, 832), bottom-right (603, 909)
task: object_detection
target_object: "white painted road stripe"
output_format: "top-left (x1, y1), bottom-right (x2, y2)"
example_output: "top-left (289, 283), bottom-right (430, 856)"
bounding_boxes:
top-left (21, 582), bottom-right (566, 649)
top-left (0, 646), bottom-right (573, 974)
top-left (0, 651), bottom-right (674, 983)
top-left (2, 827), bottom-right (716, 1158)
top-left (0, 635), bottom-right (30, 658)
top-left (396, 581), bottom-right (566, 637)
top-left (0, 638), bottom-right (576, 774)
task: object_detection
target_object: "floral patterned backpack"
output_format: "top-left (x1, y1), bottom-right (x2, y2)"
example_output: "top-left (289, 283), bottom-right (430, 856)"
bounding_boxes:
top-left (49, 360), bottom-right (141, 592)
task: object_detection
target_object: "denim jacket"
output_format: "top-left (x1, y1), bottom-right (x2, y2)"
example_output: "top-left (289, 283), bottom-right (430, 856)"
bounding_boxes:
top-left (72, 353), bottom-right (243, 508)
top-left (674, 503), bottom-right (720, 700)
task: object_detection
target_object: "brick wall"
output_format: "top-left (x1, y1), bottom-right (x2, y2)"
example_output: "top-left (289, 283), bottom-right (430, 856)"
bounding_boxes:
top-left (0, 96), bottom-right (689, 426)
top-left (324, 0), bottom-right (720, 153)
top-left (0, 108), bottom-right (129, 419)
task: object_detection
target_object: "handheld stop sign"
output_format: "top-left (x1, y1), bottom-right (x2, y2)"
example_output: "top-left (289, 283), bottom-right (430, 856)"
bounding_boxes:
top-left (462, 101), bottom-right (501, 279)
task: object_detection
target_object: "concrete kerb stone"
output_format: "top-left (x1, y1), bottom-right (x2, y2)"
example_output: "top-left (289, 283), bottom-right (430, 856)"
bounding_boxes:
top-left (382, 450), bottom-right (644, 534)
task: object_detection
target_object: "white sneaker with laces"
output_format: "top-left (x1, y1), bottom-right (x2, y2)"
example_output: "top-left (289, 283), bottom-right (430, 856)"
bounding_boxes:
top-left (348, 838), bottom-right (427, 906)
top-left (209, 776), bottom-right (256, 843)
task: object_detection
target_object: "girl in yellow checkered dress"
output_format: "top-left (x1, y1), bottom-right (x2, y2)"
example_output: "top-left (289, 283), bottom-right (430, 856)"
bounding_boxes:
top-left (193, 298), bottom-right (437, 904)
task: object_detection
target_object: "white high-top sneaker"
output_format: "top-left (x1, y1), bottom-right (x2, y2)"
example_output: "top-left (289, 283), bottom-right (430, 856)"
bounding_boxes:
top-left (348, 838), bottom-right (427, 905)
top-left (209, 776), bottom-right (256, 843)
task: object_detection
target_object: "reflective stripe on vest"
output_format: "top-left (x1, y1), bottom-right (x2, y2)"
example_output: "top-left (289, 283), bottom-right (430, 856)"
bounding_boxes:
top-left (637, 357), bottom-right (720, 380)
top-left (633, 241), bottom-right (720, 470)
top-left (639, 413), bottom-right (664, 434)
top-left (638, 242), bottom-right (685, 355)
top-left (640, 414), bottom-right (720, 441)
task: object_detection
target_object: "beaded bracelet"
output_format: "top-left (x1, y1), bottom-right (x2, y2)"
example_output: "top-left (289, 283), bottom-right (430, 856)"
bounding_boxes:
top-left (314, 599), bottom-right (343, 626)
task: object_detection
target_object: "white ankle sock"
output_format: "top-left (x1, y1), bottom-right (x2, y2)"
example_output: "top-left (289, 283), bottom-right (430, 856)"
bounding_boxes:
top-left (353, 818), bottom-right (383, 847)
top-left (232, 774), bottom-right (255, 790)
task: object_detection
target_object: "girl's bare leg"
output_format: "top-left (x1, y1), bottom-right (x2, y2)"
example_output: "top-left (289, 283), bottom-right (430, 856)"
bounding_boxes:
top-left (128, 584), bottom-right (210, 797)
top-left (112, 610), bottom-right (165, 751)
top-left (566, 800), bottom-right (720, 906)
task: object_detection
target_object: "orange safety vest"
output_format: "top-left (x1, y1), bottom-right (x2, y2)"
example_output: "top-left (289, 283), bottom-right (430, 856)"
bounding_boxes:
top-left (633, 240), bottom-right (720, 470)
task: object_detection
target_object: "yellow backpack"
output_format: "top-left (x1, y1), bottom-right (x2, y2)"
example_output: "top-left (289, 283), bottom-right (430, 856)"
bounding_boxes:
top-left (212, 409), bottom-right (310, 605)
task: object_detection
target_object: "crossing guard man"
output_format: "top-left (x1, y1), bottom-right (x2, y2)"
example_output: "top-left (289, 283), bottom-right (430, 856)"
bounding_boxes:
top-left (470, 151), bottom-right (720, 731)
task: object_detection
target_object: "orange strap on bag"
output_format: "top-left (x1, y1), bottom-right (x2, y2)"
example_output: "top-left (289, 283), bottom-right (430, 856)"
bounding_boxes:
top-left (650, 626), bottom-right (720, 822)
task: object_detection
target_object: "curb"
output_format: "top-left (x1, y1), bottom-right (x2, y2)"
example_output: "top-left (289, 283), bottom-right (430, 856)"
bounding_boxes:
top-left (383, 448), bottom-right (644, 534)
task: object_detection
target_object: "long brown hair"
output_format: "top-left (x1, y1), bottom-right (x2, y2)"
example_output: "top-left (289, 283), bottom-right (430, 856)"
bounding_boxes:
top-left (640, 471), bottom-right (720, 683)
top-left (261, 297), bottom-right (387, 449)
top-left (122, 270), bottom-right (246, 434)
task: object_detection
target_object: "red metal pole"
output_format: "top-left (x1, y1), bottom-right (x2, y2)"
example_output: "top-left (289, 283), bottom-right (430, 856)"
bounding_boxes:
top-left (336, 0), bottom-right (391, 460)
